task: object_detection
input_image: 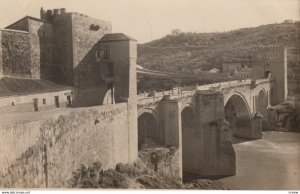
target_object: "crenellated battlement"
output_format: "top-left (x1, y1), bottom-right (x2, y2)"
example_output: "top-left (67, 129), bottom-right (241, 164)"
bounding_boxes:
top-left (252, 45), bottom-right (286, 60)
top-left (40, 7), bottom-right (67, 21)
top-left (252, 45), bottom-right (283, 52)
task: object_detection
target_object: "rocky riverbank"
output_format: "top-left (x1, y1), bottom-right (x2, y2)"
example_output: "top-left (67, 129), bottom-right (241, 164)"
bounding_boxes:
top-left (268, 96), bottom-right (300, 132)
top-left (68, 147), bottom-right (227, 189)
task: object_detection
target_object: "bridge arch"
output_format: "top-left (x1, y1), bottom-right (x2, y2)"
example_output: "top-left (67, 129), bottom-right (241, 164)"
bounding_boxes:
top-left (256, 88), bottom-right (269, 130)
top-left (181, 102), bottom-right (196, 114)
top-left (224, 91), bottom-right (251, 114)
top-left (138, 111), bottom-right (160, 150)
top-left (256, 88), bottom-right (268, 116)
top-left (138, 108), bottom-right (159, 120)
top-left (225, 94), bottom-right (252, 138)
top-left (181, 106), bottom-right (197, 179)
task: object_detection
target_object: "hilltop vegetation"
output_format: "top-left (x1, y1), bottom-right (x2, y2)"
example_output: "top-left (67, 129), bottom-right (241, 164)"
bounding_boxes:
top-left (138, 22), bottom-right (300, 71)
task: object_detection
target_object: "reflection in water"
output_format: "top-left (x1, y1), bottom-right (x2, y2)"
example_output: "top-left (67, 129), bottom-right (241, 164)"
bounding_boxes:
top-left (222, 131), bottom-right (300, 190)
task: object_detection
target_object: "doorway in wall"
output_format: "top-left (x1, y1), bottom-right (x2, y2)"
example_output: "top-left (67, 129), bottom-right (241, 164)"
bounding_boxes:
top-left (54, 96), bottom-right (60, 108)
top-left (33, 98), bottom-right (38, 112)
top-left (67, 95), bottom-right (71, 107)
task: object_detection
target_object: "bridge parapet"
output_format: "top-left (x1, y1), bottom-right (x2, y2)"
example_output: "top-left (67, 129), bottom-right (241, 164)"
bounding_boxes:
top-left (137, 78), bottom-right (271, 106)
top-left (137, 88), bottom-right (196, 105)
top-left (255, 78), bottom-right (271, 84)
top-left (197, 79), bottom-right (252, 91)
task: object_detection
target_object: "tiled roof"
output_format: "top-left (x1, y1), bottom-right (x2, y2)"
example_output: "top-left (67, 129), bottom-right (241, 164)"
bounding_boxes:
top-left (0, 77), bottom-right (72, 97)
top-left (100, 33), bottom-right (136, 42)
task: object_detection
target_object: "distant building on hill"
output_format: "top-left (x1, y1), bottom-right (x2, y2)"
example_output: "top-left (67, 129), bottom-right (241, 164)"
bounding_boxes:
top-left (222, 62), bottom-right (242, 74)
top-left (209, 68), bottom-right (220, 73)
top-left (234, 66), bottom-right (253, 79)
top-left (193, 68), bottom-right (202, 74)
top-left (171, 29), bottom-right (182, 35)
top-left (283, 19), bottom-right (293, 24)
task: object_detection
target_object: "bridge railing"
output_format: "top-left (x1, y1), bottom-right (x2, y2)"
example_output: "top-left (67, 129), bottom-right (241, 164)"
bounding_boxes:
top-left (137, 78), bottom-right (271, 104)
top-left (196, 79), bottom-right (252, 91)
top-left (254, 78), bottom-right (271, 84)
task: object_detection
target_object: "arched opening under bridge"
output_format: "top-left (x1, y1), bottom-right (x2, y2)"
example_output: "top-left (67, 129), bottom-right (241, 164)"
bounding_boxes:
top-left (138, 112), bottom-right (160, 150)
top-left (256, 89), bottom-right (268, 130)
top-left (225, 94), bottom-right (252, 139)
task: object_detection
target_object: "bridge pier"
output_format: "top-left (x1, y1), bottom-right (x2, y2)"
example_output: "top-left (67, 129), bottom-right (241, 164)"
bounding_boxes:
top-left (159, 99), bottom-right (183, 179)
top-left (188, 90), bottom-right (235, 179)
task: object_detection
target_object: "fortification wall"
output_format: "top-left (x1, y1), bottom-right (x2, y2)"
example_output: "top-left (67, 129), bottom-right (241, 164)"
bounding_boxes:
top-left (52, 14), bottom-right (73, 84)
top-left (71, 14), bottom-right (112, 106)
top-left (28, 20), bottom-right (54, 79)
top-left (0, 30), bottom-right (2, 77)
top-left (0, 103), bottom-right (137, 188)
top-left (1, 30), bottom-right (32, 78)
top-left (71, 13), bottom-right (111, 70)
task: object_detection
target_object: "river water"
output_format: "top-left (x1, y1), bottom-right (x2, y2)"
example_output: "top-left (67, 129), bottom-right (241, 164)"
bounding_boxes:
top-left (221, 131), bottom-right (300, 190)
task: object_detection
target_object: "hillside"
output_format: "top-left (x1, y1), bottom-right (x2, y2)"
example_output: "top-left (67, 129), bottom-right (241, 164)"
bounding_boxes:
top-left (137, 22), bottom-right (300, 71)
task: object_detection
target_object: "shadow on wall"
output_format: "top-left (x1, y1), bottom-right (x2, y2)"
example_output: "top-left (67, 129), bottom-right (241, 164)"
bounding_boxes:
top-left (72, 42), bottom-right (112, 107)
top-left (38, 24), bottom-right (62, 82)
top-left (35, 22), bottom-right (114, 107)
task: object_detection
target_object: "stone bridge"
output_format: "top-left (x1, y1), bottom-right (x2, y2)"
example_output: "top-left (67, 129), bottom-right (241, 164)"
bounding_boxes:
top-left (137, 78), bottom-right (271, 180)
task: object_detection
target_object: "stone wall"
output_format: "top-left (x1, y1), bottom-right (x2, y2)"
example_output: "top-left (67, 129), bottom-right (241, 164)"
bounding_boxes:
top-left (1, 30), bottom-right (32, 78)
top-left (71, 13), bottom-right (111, 70)
top-left (0, 103), bottom-right (137, 188)
top-left (252, 46), bottom-right (287, 105)
top-left (28, 19), bottom-right (54, 79)
top-left (193, 91), bottom-right (235, 177)
top-left (0, 30), bottom-right (2, 77)
top-left (52, 14), bottom-right (74, 84)
top-left (71, 14), bottom-right (111, 107)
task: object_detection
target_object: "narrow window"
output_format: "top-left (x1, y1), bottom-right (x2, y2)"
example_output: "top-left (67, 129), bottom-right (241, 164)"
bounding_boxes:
top-left (103, 45), bottom-right (110, 60)
top-left (43, 98), bottom-right (46, 105)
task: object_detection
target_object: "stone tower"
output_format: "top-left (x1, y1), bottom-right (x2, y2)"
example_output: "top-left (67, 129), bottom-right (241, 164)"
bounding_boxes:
top-left (96, 33), bottom-right (138, 162)
top-left (252, 46), bottom-right (287, 105)
top-left (97, 33), bottom-right (137, 103)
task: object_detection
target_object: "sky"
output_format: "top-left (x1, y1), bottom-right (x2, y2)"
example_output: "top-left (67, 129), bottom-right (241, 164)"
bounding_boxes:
top-left (0, 0), bottom-right (299, 43)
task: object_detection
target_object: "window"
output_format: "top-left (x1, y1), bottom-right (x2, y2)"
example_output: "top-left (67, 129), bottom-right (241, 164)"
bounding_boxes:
top-left (103, 45), bottom-right (110, 60)
top-left (11, 101), bottom-right (14, 106)
top-left (43, 98), bottom-right (46, 105)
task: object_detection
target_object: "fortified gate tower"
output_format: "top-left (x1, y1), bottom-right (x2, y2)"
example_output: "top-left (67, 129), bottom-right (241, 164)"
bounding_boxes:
top-left (252, 46), bottom-right (287, 105)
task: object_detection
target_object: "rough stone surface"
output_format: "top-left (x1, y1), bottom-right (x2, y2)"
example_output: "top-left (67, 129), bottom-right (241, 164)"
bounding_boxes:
top-left (139, 147), bottom-right (180, 177)
top-left (0, 103), bottom-right (137, 188)
top-left (1, 30), bottom-right (32, 78)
